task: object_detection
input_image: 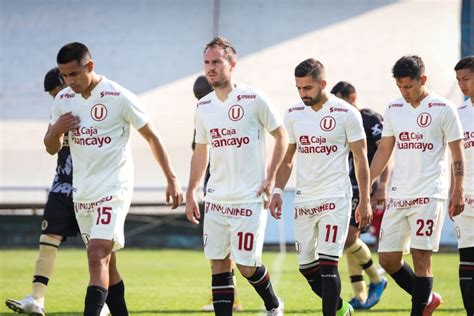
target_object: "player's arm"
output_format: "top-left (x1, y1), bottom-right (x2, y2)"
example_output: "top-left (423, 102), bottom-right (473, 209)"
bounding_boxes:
top-left (185, 143), bottom-right (209, 224)
top-left (350, 139), bottom-right (372, 228)
top-left (370, 136), bottom-right (395, 184)
top-left (137, 122), bottom-right (183, 209)
top-left (269, 143), bottom-right (296, 219)
top-left (43, 112), bottom-right (80, 155)
top-left (371, 140), bottom-right (393, 206)
top-left (448, 139), bottom-right (465, 218)
top-left (256, 125), bottom-right (288, 206)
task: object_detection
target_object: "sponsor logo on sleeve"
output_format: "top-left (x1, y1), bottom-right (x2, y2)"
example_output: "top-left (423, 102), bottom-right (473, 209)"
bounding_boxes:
top-left (59, 93), bottom-right (75, 100)
top-left (389, 103), bottom-right (403, 109)
top-left (197, 100), bottom-right (211, 107)
top-left (100, 91), bottom-right (120, 98)
top-left (288, 106), bottom-right (305, 113)
top-left (236, 94), bottom-right (256, 102)
top-left (329, 107), bottom-right (348, 113)
top-left (428, 102), bottom-right (446, 108)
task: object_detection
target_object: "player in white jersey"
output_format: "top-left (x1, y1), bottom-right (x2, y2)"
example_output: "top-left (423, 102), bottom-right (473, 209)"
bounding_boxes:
top-left (454, 56), bottom-right (474, 315)
top-left (186, 36), bottom-right (288, 316)
top-left (43, 42), bottom-right (183, 316)
top-left (370, 55), bottom-right (465, 315)
top-left (269, 58), bottom-right (371, 316)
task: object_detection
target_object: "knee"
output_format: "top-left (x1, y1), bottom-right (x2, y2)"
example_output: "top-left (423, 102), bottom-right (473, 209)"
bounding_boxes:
top-left (344, 227), bottom-right (359, 249)
top-left (236, 264), bottom-right (256, 278)
top-left (87, 247), bottom-right (110, 270)
top-left (211, 258), bottom-right (232, 275)
top-left (379, 253), bottom-right (402, 273)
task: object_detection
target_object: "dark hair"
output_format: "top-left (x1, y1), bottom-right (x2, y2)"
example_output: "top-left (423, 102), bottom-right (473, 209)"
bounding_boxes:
top-left (392, 55), bottom-right (425, 80)
top-left (193, 75), bottom-right (213, 99)
top-left (454, 56), bottom-right (474, 72)
top-left (57, 42), bottom-right (91, 65)
top-left (331, 81), bottom-right (355, 99)
top-left (44, 67), bottom-right (65, 92)
top-left (204, 36), bottom-right (237, 62)
top-left (294, 58), bottom-right (325, 80)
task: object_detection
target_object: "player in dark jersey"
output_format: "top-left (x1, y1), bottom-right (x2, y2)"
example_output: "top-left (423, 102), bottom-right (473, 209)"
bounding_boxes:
top-left (192, 75), bottom-right (244, 312)
top-left (5, 68), bottom-right (80, 315)
top-left (331, 81), bottom-right (391, 310)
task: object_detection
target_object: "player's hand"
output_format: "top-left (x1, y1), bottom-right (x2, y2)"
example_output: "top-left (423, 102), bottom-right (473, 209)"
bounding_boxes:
top-left (269, 193), bottom-right (283, 220)
top-left (185, 192), bottom-right (201, 224)
top-left (449, 189), bottom-right (465, 220)
top-left (257, 178), bottom-right (273, 209)
top-left (355, 200), bottom-right (372, 229)
top-left (166, 178), bottom-right (183, 209)
top-left (52, 112), bottom-right (81, 135)
top-left (371, 183), bottom-right (387, 208)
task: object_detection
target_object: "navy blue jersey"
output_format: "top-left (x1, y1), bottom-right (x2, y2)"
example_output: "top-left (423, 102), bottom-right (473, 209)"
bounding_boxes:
top-left (49, 133), bottom-right (73, 196)
top-left (349, 108), bottom-right (383, 190)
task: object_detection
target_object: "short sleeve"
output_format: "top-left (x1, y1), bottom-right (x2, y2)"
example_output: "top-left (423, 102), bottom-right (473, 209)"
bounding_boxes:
top-left (381, 107), bottom-right (394, 137)
top-left (346, 109), bottom-right (366, 143)
top-left (121, 91), bottom-right (150, 130)
top-left (49, 98), bottom-right (62, 125)
top-left (284, 112), bottom-right (296, 144)
top-left (443, 104), bottom-right (464, 142)
top-left (255, 93), bottom-right (282, 132)
top-left (194, 110), bottom-right (208, 144)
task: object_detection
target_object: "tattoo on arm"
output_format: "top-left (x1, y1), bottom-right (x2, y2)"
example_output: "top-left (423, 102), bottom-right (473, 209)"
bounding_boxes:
top-left (453, 160), bottom-right (464, 176)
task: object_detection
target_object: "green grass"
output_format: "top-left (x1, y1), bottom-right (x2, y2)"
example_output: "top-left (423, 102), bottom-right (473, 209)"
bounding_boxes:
top-left (0, 249), bottom-right (465, 315)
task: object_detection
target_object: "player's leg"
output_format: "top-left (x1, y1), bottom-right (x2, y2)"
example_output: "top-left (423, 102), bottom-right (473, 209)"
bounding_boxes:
top-left (204, 202), bottom-right (234, 315)
top-left (408, 198), bottom-right (446, 315)
top-left (232, 203), bottom-right (281, 314)
top-left (106, 252), bottom-right (128, 315)
top-left (455, 198), bottom-right (474, 315)
top-left (378, 201), bottom-right (414, 295)
top-left (317, 197), bottom-right (352, 316)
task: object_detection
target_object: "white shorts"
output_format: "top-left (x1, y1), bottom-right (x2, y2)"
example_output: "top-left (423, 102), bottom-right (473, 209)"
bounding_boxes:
top-left (378, 197), bottom-right (446, 253)
top-left (455, 195), bottom-right (474, 249)
top-left (203, 201), bottom-right (267, 267)
top-left (294, 197), bottom-right (351, 265)
top-left (74, 193), bottom-right (131, 251)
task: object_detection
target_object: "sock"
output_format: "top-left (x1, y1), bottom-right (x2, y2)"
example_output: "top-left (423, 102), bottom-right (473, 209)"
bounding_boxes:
top-left (84, 286), bottom-right (107, 316)
top-left (346, 250), bottom-right (367, 302)
top-left (106, 280), bottom-right (128, 316)
top-left (390, 262), bottom-right (415, 295)
top-left (299, 260), bottom-right (323, 297)
top-left (320, 254), bottom-right (342, 316)
top-left (411, 276), bottom-right (432, 315)
top-left (32, 234), bottom-right (61, 302)
top-left (460, 247), bottom-right (474, 315)
top-left (246, 265), bottom-right (279, 311)
top-left (347, 239), bottom-right (381, 284)
top-left (212, 272), bottom-right (234, 315)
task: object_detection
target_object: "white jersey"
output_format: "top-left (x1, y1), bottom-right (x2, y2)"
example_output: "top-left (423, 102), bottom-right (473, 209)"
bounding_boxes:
top-left (194, 84), bottom-right (281, 204)
top-left (50, 76), bottom-right (149, 203)
top-left (284, 96), bottom-right (366, 203)
top-left (459, 99), bottom-right (474, 196)
top-left (382, 93), bottom-right (463, 199)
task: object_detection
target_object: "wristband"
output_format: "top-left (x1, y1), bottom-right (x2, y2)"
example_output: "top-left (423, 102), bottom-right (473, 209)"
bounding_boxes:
top-left (272, 188), bottom-right (283, 195)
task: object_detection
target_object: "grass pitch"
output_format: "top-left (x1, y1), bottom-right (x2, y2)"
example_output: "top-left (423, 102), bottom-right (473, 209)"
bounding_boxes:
top-left (0, 249), bottom-right (464, 315)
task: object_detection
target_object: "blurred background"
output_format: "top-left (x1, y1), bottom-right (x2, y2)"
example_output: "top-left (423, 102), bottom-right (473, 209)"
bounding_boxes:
top-left (0, 0), bottom-right (471, 248)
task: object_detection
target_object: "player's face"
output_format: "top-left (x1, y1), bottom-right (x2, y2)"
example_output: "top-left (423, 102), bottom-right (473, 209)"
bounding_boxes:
top-left (204, 47), bottom-right (234, 89)
top-left (295, 76), bottom-right (324, 106)
top-left (58, 60), bottom-right (93, 94)
top-left (395, 76), bottom-right (426, 104)
top-left (48, 85), bottom-right (64, 98)
top-left (456, 68), bottom-right (474, 98)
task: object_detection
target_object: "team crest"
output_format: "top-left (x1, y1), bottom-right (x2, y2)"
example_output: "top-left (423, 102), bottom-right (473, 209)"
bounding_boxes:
top-left (228, 105), bottom-right (244, 121)
top-left (41, 220), bottom-right (48, 231)
top-left (320, 116), bottom-right (336, 131)
top-left (417, 112), bottom-right (431, 128)
top-left (91, 104), bottom-right (108, 121)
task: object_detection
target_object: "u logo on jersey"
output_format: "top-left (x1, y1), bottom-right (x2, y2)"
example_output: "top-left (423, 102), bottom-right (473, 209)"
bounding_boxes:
top-left (228, 105), bottom-right (244, 121)
top-left (91, 104), bottom-right (108, 121)
top-left (417, 112), bottom-right (431, 128)
top-left (320, 116), bottom-right (336, 131)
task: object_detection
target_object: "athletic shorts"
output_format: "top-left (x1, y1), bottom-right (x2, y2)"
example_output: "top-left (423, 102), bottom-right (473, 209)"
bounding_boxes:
top-left (294, 196), bottom-right (351, 265)
top-left (203, 201), bottom-right (267, 267)
top-left (74, 193), bottom-right (131, 251)
top-left (455, 195), bottom-right (474, 249)
top-left (378, 197), bottom-right (446, 253)
top-left (42, 192), bottom-right (79, 240)
top-left (349, 194), bottom-right (370, 233)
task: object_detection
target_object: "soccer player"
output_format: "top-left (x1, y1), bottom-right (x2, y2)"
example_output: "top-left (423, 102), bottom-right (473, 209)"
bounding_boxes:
top-left (454, 56), bottom-right (474, 315)
top-left (192, 75), bottom-right (244, 313)
top-left (5, 68), bottom-right (83, 315)
top-left (269, 58), bottom-right (371, 316)
top-left (331, 81), bottom-right (389, 309)
top-left (186, 36), bottom-right (287, 316)
top-left (43, 42), bottom-right (183, 316)
top-left (370, 55), bottom-right (465, 315)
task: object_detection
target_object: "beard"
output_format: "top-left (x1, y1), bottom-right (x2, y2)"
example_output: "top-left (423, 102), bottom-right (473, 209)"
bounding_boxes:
top-left (302, 90), bottom-right (323, 106)
top-left (207, 73), bottom-right (230, 89)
